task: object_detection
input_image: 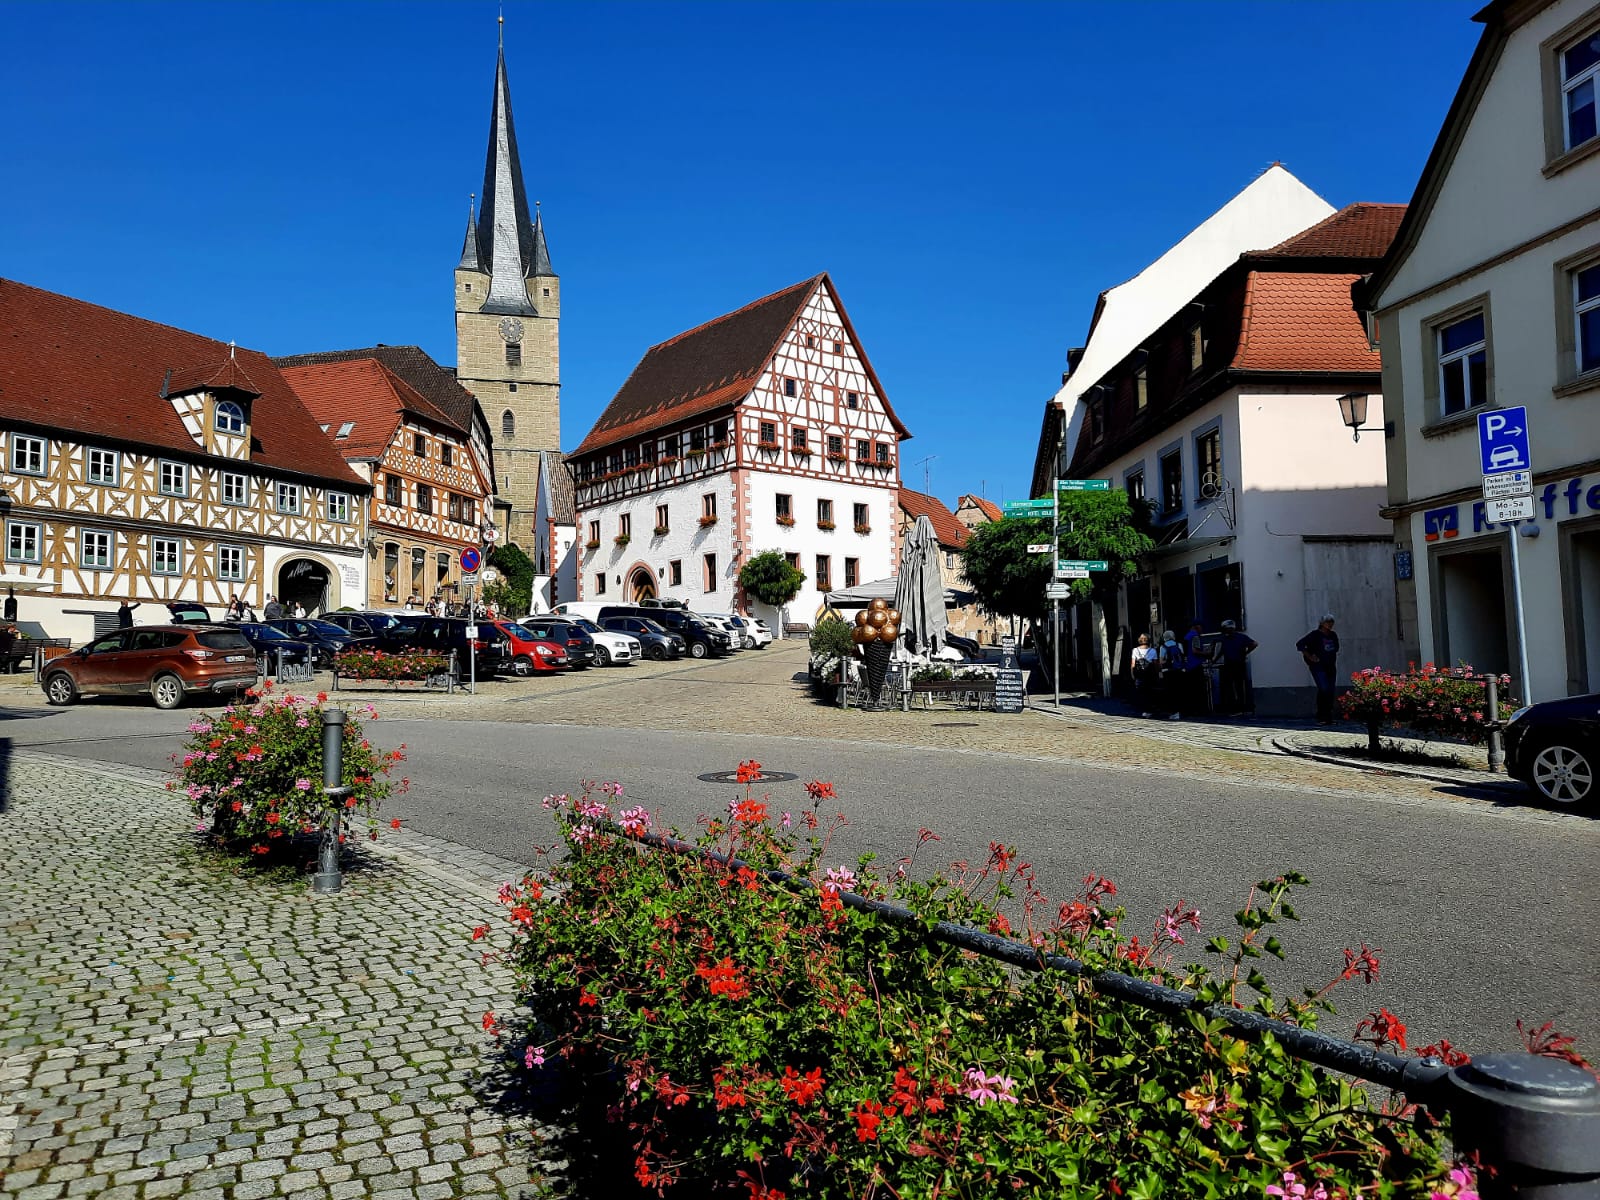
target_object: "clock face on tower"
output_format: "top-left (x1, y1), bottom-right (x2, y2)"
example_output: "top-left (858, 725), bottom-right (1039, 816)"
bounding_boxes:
top-left (498, 317), bottom-right (524, 344)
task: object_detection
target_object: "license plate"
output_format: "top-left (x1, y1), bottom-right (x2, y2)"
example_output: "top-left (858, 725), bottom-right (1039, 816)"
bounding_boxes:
top-left (225, 655), bottom-right (248, 662)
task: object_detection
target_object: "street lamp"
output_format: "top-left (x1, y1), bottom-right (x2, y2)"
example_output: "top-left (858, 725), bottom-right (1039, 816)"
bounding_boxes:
top-left (1335, 393), bottom-right (1392, 442)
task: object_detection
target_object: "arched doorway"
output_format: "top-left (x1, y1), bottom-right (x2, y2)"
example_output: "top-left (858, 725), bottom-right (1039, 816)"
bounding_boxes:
top-left (278, 557), bottom-right (332, 616)
top-left (629, 567), bottom-right (657, 603)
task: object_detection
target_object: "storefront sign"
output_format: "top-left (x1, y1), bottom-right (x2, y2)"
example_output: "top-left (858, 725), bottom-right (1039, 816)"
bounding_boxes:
top-left (1422, 474), bottom-right (1600, 541)
top-left (1486, 494), bottom-right (1535, 523)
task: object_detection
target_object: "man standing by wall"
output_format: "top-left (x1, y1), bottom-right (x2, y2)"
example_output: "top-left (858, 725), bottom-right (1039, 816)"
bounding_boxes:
top-left (1296, 614), bottom-right (1340, 725)
top-left (116, 599), bottom-right (140, 629)
top-left (1216, 619), bottom-right (1258, 715)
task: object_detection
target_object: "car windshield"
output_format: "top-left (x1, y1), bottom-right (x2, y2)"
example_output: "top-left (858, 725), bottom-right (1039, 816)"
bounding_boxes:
top-left (195, 630), bottom-right (251, 650)
top-left (248, 625), bottom-right (291, 641)
top-left (573, 618), bottom-right (602, 633)
top-left (639, 620), bottom-right (669, 635)
top-left (305, 620), bottom-right (349, 636)
top-left (359, 613), bottom-right (402, 632)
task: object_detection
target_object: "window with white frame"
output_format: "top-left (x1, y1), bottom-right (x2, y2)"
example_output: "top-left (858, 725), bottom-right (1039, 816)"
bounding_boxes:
top-left (158, 460), bottom-right (187, 497)
top-left (222, 472), bottom-right (248, 506)
top-left (80, 528), bottom-right (113, 570)
top-left (10, 434), bottom-right (45, 476)
top-left (151, 536), bottom-right (182, 576)
top-left (1562, 26), bottom-right (1600, 151)
top-left (215, 400), bottom-right (245, 434)
top-left (5, 520), bottom-right (41, 564)
top-left (1576, 260), bottom-right (1600, 376)
top-left (1438, 312), bottom-right (1488, 416)
top-left (217, 544), bottom-right (245, 582)
top-left (327, 492), bottom-right (351, 523)
top-left (276, 481), bottom-right (301, 514)
top-left (87, 448), bottom-right (120, 485)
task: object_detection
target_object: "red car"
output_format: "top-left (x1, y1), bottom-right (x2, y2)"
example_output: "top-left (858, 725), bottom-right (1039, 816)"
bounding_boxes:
top-left (492, 620), bottom-right (570, 675)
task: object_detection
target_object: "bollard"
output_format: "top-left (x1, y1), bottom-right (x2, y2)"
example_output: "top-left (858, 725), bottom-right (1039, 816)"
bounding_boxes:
top-left (1485, 675), bottom-right (1505, 773)
top-left (314, 708), bottom-right (348, 894)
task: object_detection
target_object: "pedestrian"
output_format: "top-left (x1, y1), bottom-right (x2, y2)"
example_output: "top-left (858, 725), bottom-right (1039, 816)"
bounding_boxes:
top-left (292, 601), bottom-right (306, 618)
top-left (1182, 621), bottom-right (1211, 716)
top-left (1216, 619), bottom-right (1258, 715)
top-left (225, 593), bottom-right (244, 621)
top-left (1155, 629), bottom-right (1186, 720)
top-left (1296, 613), bottom-right (1341, 724)
top-left (3, 586), bottom-right (17, 623)
top-left (1129, 633), bottom-right (1159, 717)
top-left (404, 594), bottom-right (419, 612)
top-left (263, 594), bottom-right (283, 620)
top-left (116, 599), bottom-right (141, 628)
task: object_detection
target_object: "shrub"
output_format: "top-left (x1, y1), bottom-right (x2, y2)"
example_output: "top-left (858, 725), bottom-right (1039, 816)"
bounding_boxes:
top-left (740, 549), bottom-right (806, 607)
top-left (1341, 664), bottom-right (1513, 745)
top-left (808, 617), bottom-right (854, 666)
top-left (335, 647), bottom-right (451, 682)
top-left (171, 685), bottom-right (406, 857)
top-left (490, 777), bottom-right (1481, 1199)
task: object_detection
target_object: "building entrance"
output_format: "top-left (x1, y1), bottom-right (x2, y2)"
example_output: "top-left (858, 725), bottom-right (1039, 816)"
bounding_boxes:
top-left (630, 569), bottom-right (656, 603)
top-left (1567, 524), bottom-right (1600, 692)
top-left (278, 558), bottom-right (332, 617)
top-left (1435, 545), bottom-right (1510, 678)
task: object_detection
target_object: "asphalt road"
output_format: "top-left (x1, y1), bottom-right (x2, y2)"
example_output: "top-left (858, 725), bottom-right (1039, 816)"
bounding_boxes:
top-left (3, 695), bottom-right (1596, 1061)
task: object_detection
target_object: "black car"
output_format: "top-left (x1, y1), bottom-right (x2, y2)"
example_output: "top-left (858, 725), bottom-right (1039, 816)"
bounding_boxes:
top-left (407, 617), bottom-right (511, 677)
top-left (268, 618), bottom-right (372, 667)
top-left (598, 605), bottom-right (731, 658)
top-left (166, 602), bottom-right (214, 624)
top-left (321, 611), bottom-right (420, 654)
top-left (518, 618), bottom-right (596, 670)
top-left (600, 614), bottom-right (684, 661)
top-left (1504, 692), bottom-right (1600, 810)
top-left (233, 622), bottom-right (316, 676)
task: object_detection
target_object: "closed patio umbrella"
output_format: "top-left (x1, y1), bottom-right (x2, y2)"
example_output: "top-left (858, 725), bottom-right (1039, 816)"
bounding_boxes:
top-left (894, 514), bottom-right (947, 657)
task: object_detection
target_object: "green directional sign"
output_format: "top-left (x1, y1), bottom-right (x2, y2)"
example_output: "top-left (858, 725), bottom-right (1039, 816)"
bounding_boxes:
top-left (1058, 559), bottom-right (1109, 572)
top-left (1057, 479), bottom-right (1111, 492)
top-left (1003, 499), bottom-right (1055, 515)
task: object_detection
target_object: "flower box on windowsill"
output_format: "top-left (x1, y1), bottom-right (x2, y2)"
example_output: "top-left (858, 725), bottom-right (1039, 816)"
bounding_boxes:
top-left (652, 525), bottom-right (670, 537)
top-left (614, 535), bottom-right (631, 547)
top-left (658, 455), bottom-right (679, 466)
top-left (710, 440), bottom-right (730, 451)
top-left (870, 461), bottom-right (893, 471)
top-left (755, 441), bottom-right (781, 453)
top-left (698, 514), bottom-right (718, 527)
top-left (686, 449), bottom-right (707, 461)
top-left (854, 524), bottom-right (871, 535)
top-left (585, 539), bottom-right (601, 550)
top-left (790, 447), bottom-right (811, 458)
top-left (826, 453), bottom-right (847, 463)
top-left (817, 520), bottom-right (835, 531)
top-left (776, 516), bottom-right (796, 527)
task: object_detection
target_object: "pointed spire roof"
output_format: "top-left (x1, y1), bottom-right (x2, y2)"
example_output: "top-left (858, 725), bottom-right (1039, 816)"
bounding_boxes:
top-left (531, 206), bottom-right (554, 277)
top-left (475, 44), bottom-right (538, 315)
top-left (457, 195), bottom-right (483, 271)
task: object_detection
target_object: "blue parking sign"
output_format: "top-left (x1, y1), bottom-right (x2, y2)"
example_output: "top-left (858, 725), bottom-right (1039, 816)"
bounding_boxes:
top-left (1477, 407), bottom-right (1531, 476)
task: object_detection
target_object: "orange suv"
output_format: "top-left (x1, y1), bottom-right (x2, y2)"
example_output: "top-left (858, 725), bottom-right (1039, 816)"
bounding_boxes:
top-left (41, 624), bottom-right (260, 710)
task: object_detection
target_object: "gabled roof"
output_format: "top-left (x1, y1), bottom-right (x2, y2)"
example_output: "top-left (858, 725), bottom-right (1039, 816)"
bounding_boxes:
top-left (958, 494), bottom-right (1002, 522)
top-left (272, 344), bottom-right (482, 434)
top-left (898, 488), bottom-right (967, 550)
top-left (0, 278), bottom-right (365, 486)
top-left (278, 359), bottom-right (462, 461)
top-left (573, 273), bottom-right (908, 458)
top-left (475, 46), bottom-right (542, 314)
top-left (539, 449), bottom-right (575, 525)
top-left (1230, 272), bottom-right (1381, 372)
top-left (164, 355), bottom-right (266, 399)
top-left (1253, 203), bottom-right (1408, 262)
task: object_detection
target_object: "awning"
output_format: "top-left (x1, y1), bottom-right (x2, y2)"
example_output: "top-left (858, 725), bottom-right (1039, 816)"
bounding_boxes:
top-left (1137, 535), bottom-right (1234, 566)
top-left (826, 574), bottom-right (963, 608)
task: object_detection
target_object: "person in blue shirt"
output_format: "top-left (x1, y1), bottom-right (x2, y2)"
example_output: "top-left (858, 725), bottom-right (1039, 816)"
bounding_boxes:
top-left (1182, 621), bottom-right (1211, 715)
top-left (1216, 619), bottom-right (1258, 715)
top-left (1296, 613), bottom-right (1340, 724)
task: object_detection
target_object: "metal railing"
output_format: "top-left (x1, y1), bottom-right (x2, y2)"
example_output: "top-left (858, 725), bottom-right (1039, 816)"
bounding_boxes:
top-left (616, 824), bottom-right (1600, 1198)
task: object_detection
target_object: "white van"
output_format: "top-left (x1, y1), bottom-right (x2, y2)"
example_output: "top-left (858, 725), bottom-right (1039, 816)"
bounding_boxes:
top-left (552, 602), bottom-right (609, 623)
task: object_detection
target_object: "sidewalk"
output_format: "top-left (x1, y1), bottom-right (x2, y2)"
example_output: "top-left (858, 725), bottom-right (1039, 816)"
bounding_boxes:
top-left (0, 752), bottom-right (563, 1199)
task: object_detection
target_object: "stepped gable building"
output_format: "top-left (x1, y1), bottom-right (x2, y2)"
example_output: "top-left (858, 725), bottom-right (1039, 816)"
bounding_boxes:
top-left (568, 274), bottom-right (909, 629)
top-left (277, 359), bottom-right (494, 608)
top-left (0, 280), bottom-right (369, 640)
top-left (453, 38), bottom-right (560, 534)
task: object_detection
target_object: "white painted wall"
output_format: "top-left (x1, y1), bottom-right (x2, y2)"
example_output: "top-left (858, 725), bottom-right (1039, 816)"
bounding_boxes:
top-left (579, 473), bottom-right (737, 605)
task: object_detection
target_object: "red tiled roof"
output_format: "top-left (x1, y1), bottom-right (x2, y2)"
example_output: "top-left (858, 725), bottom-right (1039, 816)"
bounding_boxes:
top-left (960, 494), bottom-right (1002, 522)
top-left (1230, 272), bottom-right (1379, 373)
top-left (1254, 203), bottom-right (1406, 261)
top-left (272, 345), bottom-right (482, 434)
top-left (899, 487), bottom-right (968, 550)
top-left (573, 273), bottom-right (908, 458)
top-left (165, 356), bottom-right (267, 399)
top-left (0, 279), bottom-right (365, 486)
top-left (279, 358), bottom-right (461, 462)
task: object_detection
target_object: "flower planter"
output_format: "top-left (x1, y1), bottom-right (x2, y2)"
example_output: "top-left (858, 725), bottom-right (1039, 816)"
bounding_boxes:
top-left (854, 525), bottom-right (871, 535)
top-left (817, 521), bottom-right (835, 531)
top-left (614, 536), bottom-right (631, 547)
top-left (653, 526), bottom-right (670, 537)
top-left (698, 515), bottom-right (718, 527)
top-left (585, 540), bottom-right (601, 550)
top-left (776, 517), bottom-right (796, 527)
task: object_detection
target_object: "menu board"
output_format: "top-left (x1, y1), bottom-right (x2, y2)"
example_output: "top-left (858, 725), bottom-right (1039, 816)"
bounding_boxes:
top-left (994, 668), bottom-right (1025, 713)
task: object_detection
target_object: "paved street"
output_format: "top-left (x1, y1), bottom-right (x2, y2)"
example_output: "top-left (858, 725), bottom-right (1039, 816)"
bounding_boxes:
top-left (3, 641), bottom-right (1596, 1063)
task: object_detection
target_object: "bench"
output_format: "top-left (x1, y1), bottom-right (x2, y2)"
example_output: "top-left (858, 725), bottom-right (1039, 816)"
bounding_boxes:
top-left (909, 678), bottom-right (998, 711)
top-left (784, 622), bottom-right (813, 636)
top-left (2, 637), bottom-right (71, 674)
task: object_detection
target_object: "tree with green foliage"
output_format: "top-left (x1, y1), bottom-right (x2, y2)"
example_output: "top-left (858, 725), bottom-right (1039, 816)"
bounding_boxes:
top-left (1055, 489), bottom-right (1155, 602)
top-left (738, 550), bottom-right (806, 607)
top-left (959, 517), bottom-right (1054, 624)
top-left (486, 543), bottom-right (535, 616)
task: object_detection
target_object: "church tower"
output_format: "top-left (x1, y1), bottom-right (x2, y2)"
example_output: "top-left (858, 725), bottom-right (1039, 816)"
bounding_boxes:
top-left (454, 31), bottom-right (559, 544)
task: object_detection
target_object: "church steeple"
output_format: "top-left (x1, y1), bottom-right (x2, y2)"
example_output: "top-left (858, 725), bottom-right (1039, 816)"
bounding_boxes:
top-left (531, 205), bottom-right (554, 277)
top-left (476, 45), bottom-right (538, 315)
top-left (457, 194), bottom-right (482, 272)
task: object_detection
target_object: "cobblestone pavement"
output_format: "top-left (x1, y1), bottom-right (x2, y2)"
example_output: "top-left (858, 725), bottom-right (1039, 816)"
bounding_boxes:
top-left (0, 753), bottom-right (560, 1200)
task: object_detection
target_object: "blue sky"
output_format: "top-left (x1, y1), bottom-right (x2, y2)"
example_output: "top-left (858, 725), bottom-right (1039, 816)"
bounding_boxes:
top-left (2, 1), bottom-right (1481, 504)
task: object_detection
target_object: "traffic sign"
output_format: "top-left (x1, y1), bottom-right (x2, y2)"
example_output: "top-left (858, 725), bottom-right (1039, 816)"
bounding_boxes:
top-left (1045, 582), bottom-right (1072, 599)
top-left (1487, 494), bottom-right (1535, 523)
top-left (1478, 407), bottom-right (1531, 476)
top-left (1003, 499), bottom-right (1055, 515)
top-left (460, 571), bottom-right (479, 586)
top-left (1058, 559), bottom-right (1109, 572)
top-left (1057, 479), bottom-right (1110, 492)
top-left (1026, 542), bottom-right (1053, 554)
top-left (1483, 470), bottom-right (1533, 500)
top-left (460, 546), bottom-right (482, 573)
top-left (481, 566), bottom-right (500, 584)
top-left (1055, 568), bottom-right (1090, 580)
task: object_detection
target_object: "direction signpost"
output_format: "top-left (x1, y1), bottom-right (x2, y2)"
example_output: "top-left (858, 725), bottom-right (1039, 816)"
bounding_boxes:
top-left (1478, 407), bottom-right (1533, 702)
top-left (1057, 479), bottom-right (1110, 492)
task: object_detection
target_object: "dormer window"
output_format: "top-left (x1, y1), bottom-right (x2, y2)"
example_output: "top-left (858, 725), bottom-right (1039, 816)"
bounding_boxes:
top-left (215, 400), bottom-right (246, 434)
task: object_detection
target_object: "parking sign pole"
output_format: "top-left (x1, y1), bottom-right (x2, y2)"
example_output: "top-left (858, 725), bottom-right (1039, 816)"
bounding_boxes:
top-left (1507, 524), bottom-right (1532, 704)
top-left (1052, 488), bottom-right (1060, 710)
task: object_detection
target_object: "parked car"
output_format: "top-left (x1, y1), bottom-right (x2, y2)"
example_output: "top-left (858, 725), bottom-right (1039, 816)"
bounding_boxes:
top-left (569, 617), bottom-right (640, 667)
top-left (491, 620), bottom-right (569, 675)
top-left (321, 611), bottom-right (421, 654)
top-left (694, 613), bottom-right (745, 650)
top-left (550, 601), bottom-right (610, 623)
top-left (165, 602), bottom-right (214, 624)
top-left (40, 624), bottom-right (258, 710)
top-left (1504, 693), bottom-right (1599, 810)
top-left (599, 615), bottom-right (684, 661)
top-left (518, 618), bottom-right (597, 670)
top-left (599, 605), bottom-right (732, 658)
top-left (234, 622), bottom-right (317, 675)
top-left (741, 617), bottom-right (774, 648)
top-left (407, 617), bottom-right (511, 677)
top-left (268, 618), bottom-right (371, 667)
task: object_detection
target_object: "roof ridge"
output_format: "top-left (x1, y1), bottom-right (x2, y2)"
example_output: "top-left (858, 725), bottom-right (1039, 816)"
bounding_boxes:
top-left (2, 277), bottom-right (248, 359)
top-left (648, 274), bottom-right (823, 354)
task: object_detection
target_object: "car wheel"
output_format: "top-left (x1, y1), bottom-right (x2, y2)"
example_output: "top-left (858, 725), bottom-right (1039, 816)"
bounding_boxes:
top-left (648, 644), bottom-right (666, 661)
top-left (690, 641), bottom-right (708, 659)
top-left (1528, 742), bottom-right (1596, 808)
top-left (44, 672), bottom-right (77, 706)
top-left (150, 673), bottom-right (185, 711)
top-left (594, 645), bottom-right (611, 667)
top-left (512, 655), bottom-right (534, 677)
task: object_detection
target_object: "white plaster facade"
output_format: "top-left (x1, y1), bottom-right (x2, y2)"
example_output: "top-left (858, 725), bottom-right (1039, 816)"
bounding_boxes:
top-left (1367, 0), bottom-right (1600, 699)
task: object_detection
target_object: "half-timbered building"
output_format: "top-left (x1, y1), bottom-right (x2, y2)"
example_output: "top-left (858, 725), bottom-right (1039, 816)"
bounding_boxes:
top-left (0, 280), bottom-right (370, 642)
top-left (278, 359), bottom-right (495, 608)
top-left (568, 274), bottom-right (910, 630)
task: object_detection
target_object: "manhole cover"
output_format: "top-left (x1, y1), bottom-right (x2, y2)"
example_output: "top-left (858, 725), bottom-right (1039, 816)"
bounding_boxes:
top-left (931, 722), bottom-right (979, 728)
top-left (697, 769), bottom-right (799, 784)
